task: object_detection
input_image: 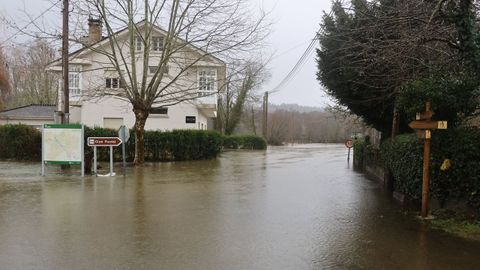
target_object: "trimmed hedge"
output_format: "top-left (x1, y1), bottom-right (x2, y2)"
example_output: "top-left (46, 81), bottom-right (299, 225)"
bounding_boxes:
top-left (381, 128), bottom-right (480, 212)
top-left (0, 124), bottom-right (41, 160)
top-left (223, 135), bottom-right (267, 150)
top-left (0, 125), bottom-right (267, 163)
top-left (0, 125), bottom-right (223, 162)
top-left (84, 127), bottom-right (223, 162)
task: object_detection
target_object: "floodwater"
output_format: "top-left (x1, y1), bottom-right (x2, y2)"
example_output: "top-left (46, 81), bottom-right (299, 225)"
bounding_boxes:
top-left (0, 144), bottom-right (479, 270)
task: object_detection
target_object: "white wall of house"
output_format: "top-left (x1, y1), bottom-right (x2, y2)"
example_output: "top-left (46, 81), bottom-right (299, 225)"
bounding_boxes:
top-left (74, 96), bottom-right (210, 130)
top-left (48, 22), bottom-right (225, 131)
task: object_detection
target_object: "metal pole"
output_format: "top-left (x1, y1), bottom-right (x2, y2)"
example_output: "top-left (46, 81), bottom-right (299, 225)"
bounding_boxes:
top-left (93, 146), bottom-right (97, 176)
top-left (347, 148), bottom-right (351, 162)
top-left (265, 91), bottom-right (268, 139)
top-left (41, 126), bottom-right (45, 176)
top-left (421, 134), bottom-right (431, 218)
top-left (62, 0), bottom-right (69, 124)
top-left (122, 133), bottom-right (126, 176)
top-left (81, 125), bottom-right (84, 177)
top-left (110, 146), bottom-right (114, 176)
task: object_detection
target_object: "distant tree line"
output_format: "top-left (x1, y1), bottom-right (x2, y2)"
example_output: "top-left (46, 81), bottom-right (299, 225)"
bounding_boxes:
top-left (233, 104), bottom-right (368, 145)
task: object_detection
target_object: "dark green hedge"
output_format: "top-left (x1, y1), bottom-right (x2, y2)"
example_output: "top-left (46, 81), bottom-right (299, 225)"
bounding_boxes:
top-left (381, 129), bottom-right (480, 211)
top-left (223, 135), bottom-right (267, 150)
top-left (0, 124), bottom-right (41, 160)
top-left (0, 125), bottom-right (223, 162)
top-left (84, 127), bottom-right (223, 162)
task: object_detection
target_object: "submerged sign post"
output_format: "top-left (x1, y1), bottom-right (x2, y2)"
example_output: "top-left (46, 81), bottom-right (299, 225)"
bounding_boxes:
top-left (345, 139), bottom-right (353, 162)
top-left (88, 137), bottom-right (122, 176)
top-left (118, 126), bottom-right (130, 176)
top-left (42, 124), bottom-right (85, 177)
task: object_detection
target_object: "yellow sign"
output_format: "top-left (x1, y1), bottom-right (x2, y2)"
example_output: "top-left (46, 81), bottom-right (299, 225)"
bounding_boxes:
top-left (437, 121), bottom-right (448, 129)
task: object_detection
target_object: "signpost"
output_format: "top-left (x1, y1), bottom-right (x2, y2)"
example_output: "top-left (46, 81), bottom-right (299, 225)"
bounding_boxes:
top-left (345, 139), bottom-right (354, 162)
top-left (42, 124), bottom-right (84, 177)
top-left (87, 137), bottom-right (122, 176)
top-left (118, 126), bottom-right (130, 176)
top-left (408, 102), bottom-right (447, 218)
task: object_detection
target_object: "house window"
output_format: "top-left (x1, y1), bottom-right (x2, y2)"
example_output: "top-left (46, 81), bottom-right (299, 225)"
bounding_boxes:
top-left (105, 78), bottom-right (121, 89)
top-left (149, 107), bottom-right (168, 115)
top-left (198, 69), bottom-right (216, 93)
top-left (135, 36), bottom-right (142, 51)
top-left (69, 66), bottom-right (81, 96)
top-left (148, 65), bottom-right (168, 75)
top-left (152, 36), bottom-right (163, 51)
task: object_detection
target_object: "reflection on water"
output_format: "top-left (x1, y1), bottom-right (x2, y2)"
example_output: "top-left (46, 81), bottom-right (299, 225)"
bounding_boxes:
top-left (0, 144), bottom-right (479, 269)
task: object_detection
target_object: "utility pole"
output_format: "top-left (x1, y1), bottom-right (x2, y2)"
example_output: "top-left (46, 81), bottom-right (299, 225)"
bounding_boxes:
top-left (262, 91), bottom-right (268, 139)
top-left (62, 0), bottom-right (69, 123)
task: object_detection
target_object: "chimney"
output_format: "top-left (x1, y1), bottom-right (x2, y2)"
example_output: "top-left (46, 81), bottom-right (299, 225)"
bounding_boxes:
top-left (88, 17), bottom-right (102, 45)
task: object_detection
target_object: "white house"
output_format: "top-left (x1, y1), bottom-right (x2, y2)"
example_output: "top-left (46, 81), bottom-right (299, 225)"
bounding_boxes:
top-left (45, 18), bottom-right (226, 131)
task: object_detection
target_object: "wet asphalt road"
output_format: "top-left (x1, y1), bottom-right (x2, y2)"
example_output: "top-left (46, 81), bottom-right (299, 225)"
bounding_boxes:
top-left (0, 144), bottom-right (479, 269)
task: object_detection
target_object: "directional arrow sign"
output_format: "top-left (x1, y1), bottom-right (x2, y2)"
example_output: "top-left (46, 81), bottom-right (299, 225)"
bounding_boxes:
top-left (409, 120), bottom-right (448, 130)
top-left (87, 137), bottom-right (122, 147)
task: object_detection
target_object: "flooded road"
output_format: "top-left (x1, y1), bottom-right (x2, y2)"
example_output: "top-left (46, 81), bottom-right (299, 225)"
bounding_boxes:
top-left (0, 144), bottom-right (479, 269)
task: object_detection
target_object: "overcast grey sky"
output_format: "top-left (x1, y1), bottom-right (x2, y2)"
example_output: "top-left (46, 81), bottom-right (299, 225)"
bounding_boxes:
top-left (255, 0), bottom-right (333, 107)
top-left (0, 0), bottom-right (333, 107)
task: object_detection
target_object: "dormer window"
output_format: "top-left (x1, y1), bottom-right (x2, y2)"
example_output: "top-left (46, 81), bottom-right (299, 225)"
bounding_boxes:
top-left (152, 36), bottom-right (163, 51)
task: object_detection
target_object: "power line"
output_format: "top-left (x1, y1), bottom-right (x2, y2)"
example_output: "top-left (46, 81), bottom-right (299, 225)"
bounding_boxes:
top-left (0, 0), bottom-right (61, 46)
top-left (269, 32), bottom-right (319, 95)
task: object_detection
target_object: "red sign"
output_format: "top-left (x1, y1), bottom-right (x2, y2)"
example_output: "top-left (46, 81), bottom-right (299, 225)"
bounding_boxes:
top-left (87, 137), bottom-right (122, 147)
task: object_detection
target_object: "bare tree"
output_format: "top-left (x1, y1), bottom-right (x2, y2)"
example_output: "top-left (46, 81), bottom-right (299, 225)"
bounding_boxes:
top-left (7, 39), bottom-right (59, 107)
top-left (218, 59), bottom-right (269, 135)
top-left (54, 0), bottom-right (269, 165)
top-left (0, 47), bottom-right (11, 110)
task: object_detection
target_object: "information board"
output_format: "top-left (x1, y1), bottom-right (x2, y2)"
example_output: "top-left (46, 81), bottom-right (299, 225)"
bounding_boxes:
top-left (42, 124), bottom-right (84, 176)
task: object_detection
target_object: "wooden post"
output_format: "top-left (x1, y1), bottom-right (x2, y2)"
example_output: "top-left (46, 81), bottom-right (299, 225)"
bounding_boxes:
top-left (408, 102), bottom-right (448, 218)
top-left (421, 133), bottom-right (431, 218)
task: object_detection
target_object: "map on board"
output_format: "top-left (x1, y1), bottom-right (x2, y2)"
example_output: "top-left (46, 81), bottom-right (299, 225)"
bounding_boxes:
top-left (43, 124), bottom-right (83, 165)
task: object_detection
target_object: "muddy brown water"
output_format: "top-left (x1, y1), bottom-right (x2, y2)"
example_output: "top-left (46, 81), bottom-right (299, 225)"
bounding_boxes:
top-left (0, 144), bottom-right (479, 269)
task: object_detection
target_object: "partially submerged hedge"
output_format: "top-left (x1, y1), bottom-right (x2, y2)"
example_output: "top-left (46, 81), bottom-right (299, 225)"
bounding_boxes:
top-left (223, 135), bottom-right (267, 150)
top-left (0, 125), bottom-right (266, 162)
top-left (381, 128), bottom-right (480, 212)
top-left (0, 124), bottom-right (41, 160)
top-left (0, 125), bottom-right (223, 162)
top-left (85, 127), bottom-right (223, 162)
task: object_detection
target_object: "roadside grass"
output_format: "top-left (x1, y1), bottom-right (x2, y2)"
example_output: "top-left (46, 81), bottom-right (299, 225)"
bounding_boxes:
top-left (430, 218), bottom-right (480, 241)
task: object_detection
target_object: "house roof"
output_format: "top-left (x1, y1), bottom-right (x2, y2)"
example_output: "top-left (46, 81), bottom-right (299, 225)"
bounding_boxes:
top-left (0, 104), bottom-right (56, 120)
top-left (48, 20), bottom-right (225, 67)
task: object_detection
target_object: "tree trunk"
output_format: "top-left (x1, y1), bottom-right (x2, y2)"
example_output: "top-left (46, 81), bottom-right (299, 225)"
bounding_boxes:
top-left (133, 108), bottom-right (148, 165)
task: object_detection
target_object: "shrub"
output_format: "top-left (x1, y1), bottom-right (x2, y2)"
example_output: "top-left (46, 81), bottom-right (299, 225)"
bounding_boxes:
top-left (381, 134), bottom-right (423, 199)
top-left (0, 124), bottom-right (41, 160)
top-left (223, 135), bottom-right (267, 150)
top-left (353, 138), bottom-right (366, 167)
top-left (381, 129), bottom-right (480, 212)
